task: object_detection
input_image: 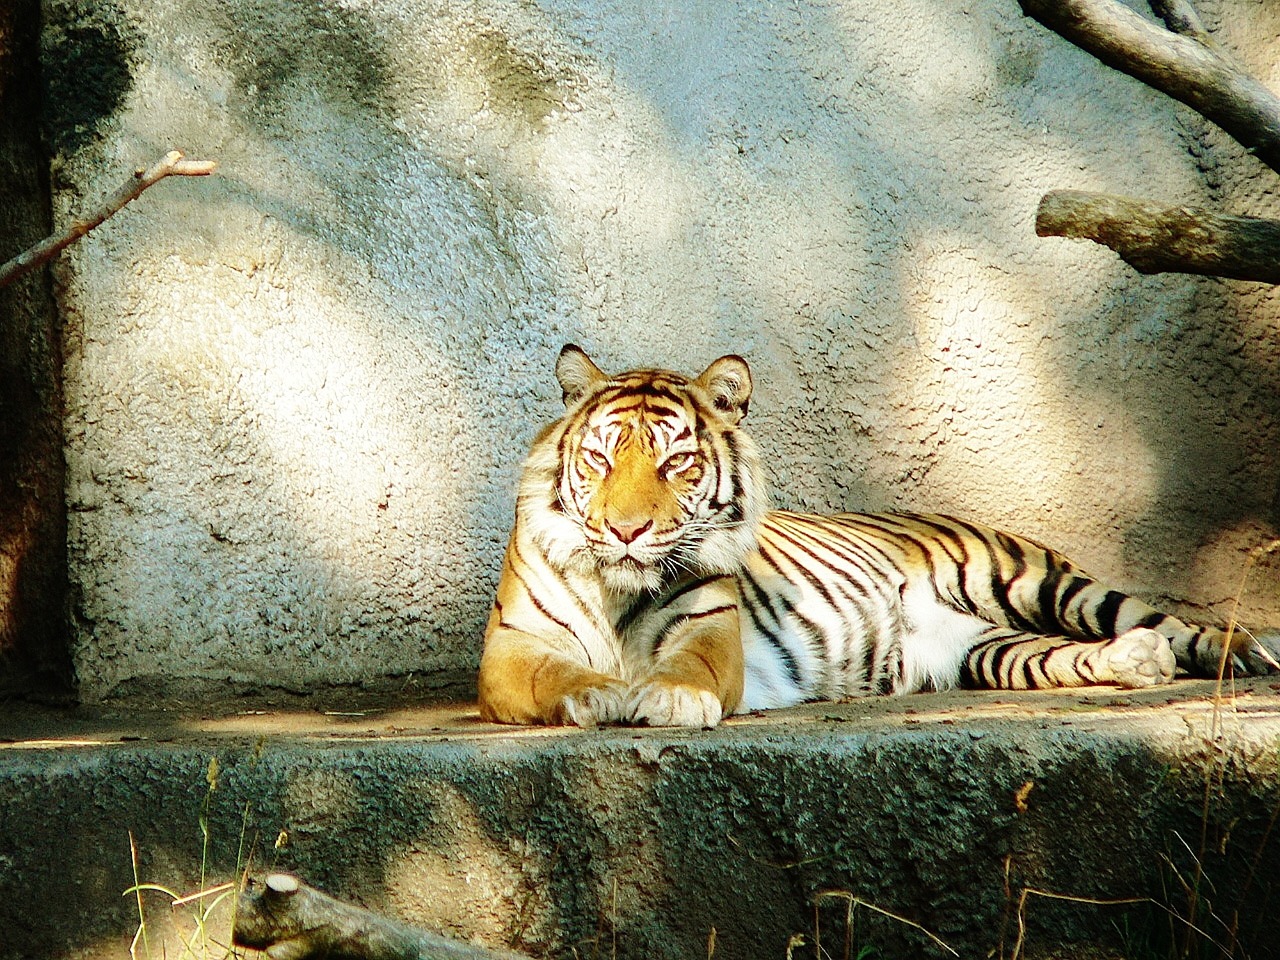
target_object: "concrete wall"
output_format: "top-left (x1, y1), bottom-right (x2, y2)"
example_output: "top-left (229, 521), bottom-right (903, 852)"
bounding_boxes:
top-left (44, 0), bottom-right (1280, 698)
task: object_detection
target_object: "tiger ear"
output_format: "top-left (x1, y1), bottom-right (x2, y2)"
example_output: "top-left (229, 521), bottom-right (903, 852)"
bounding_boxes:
top-left (696, 355), bottom-right (752, 423)
top-left (555, 344), bottom-right (607, 406)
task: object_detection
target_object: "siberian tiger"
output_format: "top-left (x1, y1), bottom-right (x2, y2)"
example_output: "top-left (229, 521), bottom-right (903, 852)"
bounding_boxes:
top-left (477, 345), bottom-right (1280, 728)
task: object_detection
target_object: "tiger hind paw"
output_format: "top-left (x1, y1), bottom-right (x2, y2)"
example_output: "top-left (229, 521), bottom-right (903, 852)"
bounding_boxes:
top-left (1099, 628), bottom-right (1176, 688)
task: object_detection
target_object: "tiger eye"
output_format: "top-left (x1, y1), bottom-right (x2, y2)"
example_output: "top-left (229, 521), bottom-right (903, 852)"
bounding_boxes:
top-left (583, 448), bottom-right (611, 474)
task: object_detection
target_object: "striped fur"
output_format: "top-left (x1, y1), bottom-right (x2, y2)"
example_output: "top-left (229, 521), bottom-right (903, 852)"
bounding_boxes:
top-left (477, 347), bottom-right (1279, 727)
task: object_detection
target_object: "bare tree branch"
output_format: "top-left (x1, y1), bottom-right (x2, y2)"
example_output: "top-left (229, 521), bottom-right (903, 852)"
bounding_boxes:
top-left (1019, 0), bottom-right (1280, 175)
top-left (234, 873), bottom-right (535, 960)
top-left (0, 149), bottom-right (216, 290)
top-left (1036, 189), bottom-right (1280, 284)
top-left (1148, 0), bottom-right (1215, 45)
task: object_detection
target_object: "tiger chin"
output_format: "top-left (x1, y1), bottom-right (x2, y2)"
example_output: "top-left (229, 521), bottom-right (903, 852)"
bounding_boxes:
top-left (477, 345), bottom-right (1280, 729)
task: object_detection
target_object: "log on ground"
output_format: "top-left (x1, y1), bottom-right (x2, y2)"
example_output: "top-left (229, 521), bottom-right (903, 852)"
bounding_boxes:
top-left (234, 873), bottom-right (535, 960)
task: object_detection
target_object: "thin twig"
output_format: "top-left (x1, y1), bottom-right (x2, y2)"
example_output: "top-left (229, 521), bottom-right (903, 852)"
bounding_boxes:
top-left (170, 882), bottom-right (235, 908)
top-left (1011, 887), bottom-right (1148, 960)
top-left (128, 831), bottom-right (151, 960)
top-left (0, 149), bottom-right (217, 289)
top-left (812, 889), bottom-right (958, 957)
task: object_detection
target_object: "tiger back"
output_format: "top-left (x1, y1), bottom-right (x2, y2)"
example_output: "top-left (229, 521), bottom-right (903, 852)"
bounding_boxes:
top-left (477, 346), bottom-right (1280, 728)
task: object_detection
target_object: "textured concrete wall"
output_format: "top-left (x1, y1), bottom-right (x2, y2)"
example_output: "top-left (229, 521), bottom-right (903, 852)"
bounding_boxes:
top-left (45, 0), bottom-right (1280, 697)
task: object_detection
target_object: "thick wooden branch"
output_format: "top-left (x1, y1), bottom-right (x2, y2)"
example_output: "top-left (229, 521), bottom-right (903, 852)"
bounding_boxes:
top-left (0, 150), bottom-right (216, 289)
top-left (234, 873), bottom-right (534, 960)
top-left (1019, 0), bottom-right (1280, 175)
top-left (1036, 189), bottom-right (1280, 283)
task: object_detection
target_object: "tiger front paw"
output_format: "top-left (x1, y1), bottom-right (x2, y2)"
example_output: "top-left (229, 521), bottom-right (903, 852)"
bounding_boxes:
top-left (553, 679), bottom-right (629, 728)
top-left (626, 680), bottom-right (723, 728)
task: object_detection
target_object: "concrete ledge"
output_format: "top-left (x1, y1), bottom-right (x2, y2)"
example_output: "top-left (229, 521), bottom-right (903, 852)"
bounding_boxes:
top-left (4, 681), bottom-right (1280, 960)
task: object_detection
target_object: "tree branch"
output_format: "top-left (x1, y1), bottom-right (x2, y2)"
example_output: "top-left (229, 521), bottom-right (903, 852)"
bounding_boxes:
top-left (0, 149), bottom-right (216, 289)
top-left (1019, 0), bottom-right (1280, 175)
top-left (1148, 0), bottom-right (1214, 45)
top-left (1036, 189), bottom-right (1280, 283)
top-left (234, 873), bottom-right (535, 960)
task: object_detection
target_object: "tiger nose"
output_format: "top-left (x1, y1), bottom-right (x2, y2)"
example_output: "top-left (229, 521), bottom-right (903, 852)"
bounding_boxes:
top-left (608, 518), bottom-right (653, 544)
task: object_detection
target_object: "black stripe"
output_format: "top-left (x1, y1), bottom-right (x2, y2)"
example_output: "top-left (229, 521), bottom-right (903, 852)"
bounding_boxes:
top-left (1072, 647), bottom-right (1092, 683)
top-left (948, 517), bottom-right (1039, 632)
top-left (859, 617), bottom-right (881, 691)
top-left (737, 581), bottom-right (803, 686)
top-left (778, 513), bottom-right (901, 581)
top-left (1094, 590), bottom-right (1126, 638)
top-left (714, 425), bottom-right (745, 512)
top-left (614, 592), bottom-right (656, 637)
top-left (659, 573), bottom-right (733, 609)
top-left (1037, 566), bottom-right (1064, 634)
top-left (1186, 626), bottom-right (1210, 668)
top-left (1022, 652), bottom-right (1039, 689)
top-left (766, 516), bottom-right (881, 604)
top-left (511, 539), bottom-right (609, 643)
top-left (608, 382), bottom-right (688, 406)
top-left (962, 635), bottom-right (996, 687)
top-left (1056, 576), bottom-right (1091, 631)
top-left (994, 529), bottom-right (1041, 632)
top-left (753, 542), bottom-right (829, 676)
top-left (763, 524), bottom-right (877, 634)
top-left (913, 518), bottom-right (981, 616)
top-left (737, 567), bottom-right (784, 631)
top-left (984, 641), bottom-right (1011, 688)
top-left (644, 403), bottom-right (685, 421)
top-left (655, 603), bottom-right (740, 653)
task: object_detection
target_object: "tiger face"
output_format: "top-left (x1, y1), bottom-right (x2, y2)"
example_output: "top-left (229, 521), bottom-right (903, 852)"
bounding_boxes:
top-left (529, 345), bottom-right (767, 594)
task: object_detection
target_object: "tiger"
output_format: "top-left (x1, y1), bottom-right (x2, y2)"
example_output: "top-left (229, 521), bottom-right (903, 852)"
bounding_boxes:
top-left (477, 345), bottom-right (1280, 728)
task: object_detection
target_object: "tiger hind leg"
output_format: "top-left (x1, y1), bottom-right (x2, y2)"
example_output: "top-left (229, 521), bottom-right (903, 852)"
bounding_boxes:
top-left (992, 562), bottom-right (1280, 679)
top-left (962, 626), bottom-right (1175, 691)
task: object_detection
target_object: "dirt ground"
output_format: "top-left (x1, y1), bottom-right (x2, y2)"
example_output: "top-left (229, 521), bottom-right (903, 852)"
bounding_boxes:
top-left (6, 675), bottom-right (1280, 748)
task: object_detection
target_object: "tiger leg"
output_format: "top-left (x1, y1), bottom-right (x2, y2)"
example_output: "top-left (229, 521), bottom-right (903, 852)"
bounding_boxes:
top-left (478, 635), bottom-right (628, 727)
top-left (962, 625), bottom-right (1175, 690)
top-left (999, 566), bottom-right (1280, 678)
top-left (626, 604), bottom-right (744, 728)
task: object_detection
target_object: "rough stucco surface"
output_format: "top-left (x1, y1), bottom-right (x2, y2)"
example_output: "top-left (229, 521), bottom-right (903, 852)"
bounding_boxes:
top-left (44, 0), bottom-right (1280, 697)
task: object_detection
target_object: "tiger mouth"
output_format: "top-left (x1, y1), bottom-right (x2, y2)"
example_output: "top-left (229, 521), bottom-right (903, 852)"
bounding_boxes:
top-left (602, 553), bottom-right (651, 570)
top-left (594, 548), bottom-right (666, 575)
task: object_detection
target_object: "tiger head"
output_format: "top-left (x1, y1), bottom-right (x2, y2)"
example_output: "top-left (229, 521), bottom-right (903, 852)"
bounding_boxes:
top-left (519, 345), bottom-right (768, 593)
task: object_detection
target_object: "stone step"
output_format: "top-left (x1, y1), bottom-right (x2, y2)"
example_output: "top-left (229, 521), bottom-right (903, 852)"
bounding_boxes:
top-left (3, 680), bottom-right (1279, 960)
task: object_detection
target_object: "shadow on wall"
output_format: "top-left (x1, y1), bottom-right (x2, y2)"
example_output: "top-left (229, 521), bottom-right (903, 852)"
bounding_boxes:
top-left (0, 0), bottom-right (71, 696)
top-left (45, 0), bottom-right (1280, 698)
top-left (53, 0), bottom-right (589, 696)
